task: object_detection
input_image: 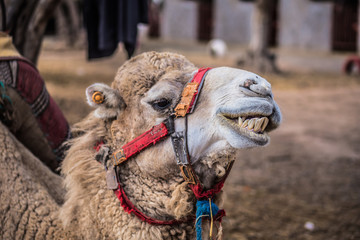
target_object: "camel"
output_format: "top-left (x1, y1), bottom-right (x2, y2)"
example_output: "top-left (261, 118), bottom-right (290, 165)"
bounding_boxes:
top-left (0, 51), bottom-right (281, 239)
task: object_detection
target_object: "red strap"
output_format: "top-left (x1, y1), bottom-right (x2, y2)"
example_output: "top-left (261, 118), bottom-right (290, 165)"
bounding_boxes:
top-left (113, 122), bottom-right (169, 165)
top-left (190, 67), bottom-right (211, 85)
top-left (189, 181), bottom-right (225, 200)
top-left (187, 67), bottom-right (211, 114)
top-left (94, 141), bottom-right (104, 152)
top-left (189, 161), bottom-right (234, 200)
top-left (114, 184), bottom-right (190, 225)
top-left (107, 67), bottom-right (233, 226)
top-left (123, 122), bottom-right (168, 158)
top-left (215, 209), bottom-right (226, 223)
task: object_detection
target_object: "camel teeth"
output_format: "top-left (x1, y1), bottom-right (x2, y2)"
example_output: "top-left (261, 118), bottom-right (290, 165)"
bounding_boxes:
top-left (254, 118), bottom-right (264, 132)
top-left (247, 118), bottom-right (256, 130)
top-left (241, 119), bottom-right (249, 128)
top-left (261, 117), bottom-right (269, 132)
top-left (234, 116), bottom-right (270, 132)
top-left (238, 117), bottom-right (243, 126)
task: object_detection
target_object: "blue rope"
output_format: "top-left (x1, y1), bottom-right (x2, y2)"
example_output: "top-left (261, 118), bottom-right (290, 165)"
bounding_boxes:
top-left (195, 199), bottom-right (220, 240)
top-left (0, 82), bottom-right (12, 107)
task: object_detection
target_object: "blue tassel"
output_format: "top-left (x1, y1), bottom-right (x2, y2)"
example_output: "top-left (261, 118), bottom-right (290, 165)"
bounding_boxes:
top-left (195, 199), bottom-right (220, 240)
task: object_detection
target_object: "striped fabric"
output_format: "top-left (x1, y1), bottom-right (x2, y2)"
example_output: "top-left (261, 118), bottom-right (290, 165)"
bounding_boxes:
top-left (0, 57), bottom-right (71, 161)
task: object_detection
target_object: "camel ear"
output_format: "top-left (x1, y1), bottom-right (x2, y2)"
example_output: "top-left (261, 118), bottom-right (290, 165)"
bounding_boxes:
top-left (86, 83), bottom-right (126, 119)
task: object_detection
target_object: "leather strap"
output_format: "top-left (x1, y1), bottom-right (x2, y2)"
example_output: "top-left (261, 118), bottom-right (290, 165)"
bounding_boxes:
top-left (174, 67), bottom-right (211, 117)
top-left (99, 67), bottom-right (236, 226)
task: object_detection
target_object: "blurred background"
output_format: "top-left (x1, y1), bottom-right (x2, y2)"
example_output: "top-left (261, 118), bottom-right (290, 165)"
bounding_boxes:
top-left (1, 0), bottom-right (360, 239)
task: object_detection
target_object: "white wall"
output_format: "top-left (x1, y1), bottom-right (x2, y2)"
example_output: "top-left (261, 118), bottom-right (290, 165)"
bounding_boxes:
top-left (161, 0), bottom-right (198, 41)
top-left (214, 0), bottom-right (253, 44)
top-left (278, 0), bottom-right (333, 52)
top-left (161, 0), bottom-right (340, 53)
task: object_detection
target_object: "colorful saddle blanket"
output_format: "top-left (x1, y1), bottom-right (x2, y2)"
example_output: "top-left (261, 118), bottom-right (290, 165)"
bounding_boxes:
top-left (0, 33), bottom-right (70, 171)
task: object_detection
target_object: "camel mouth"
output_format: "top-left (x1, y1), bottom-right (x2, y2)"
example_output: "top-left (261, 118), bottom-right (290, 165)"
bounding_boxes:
top-left (219, 113), bottom-right (271, 144)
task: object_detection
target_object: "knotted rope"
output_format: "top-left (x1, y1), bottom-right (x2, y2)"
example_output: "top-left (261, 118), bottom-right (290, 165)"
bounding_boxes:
top-left (195, 198), bottom-right (224, 240)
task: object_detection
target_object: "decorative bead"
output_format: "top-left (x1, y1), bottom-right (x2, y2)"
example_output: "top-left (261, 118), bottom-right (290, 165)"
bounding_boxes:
top-left (92, 91), bottom-right (104, 104)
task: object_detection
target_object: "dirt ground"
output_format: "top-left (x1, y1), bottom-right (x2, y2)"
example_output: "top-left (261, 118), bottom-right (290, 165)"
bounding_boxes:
top-left (38, 39), bottom-right (360, 240)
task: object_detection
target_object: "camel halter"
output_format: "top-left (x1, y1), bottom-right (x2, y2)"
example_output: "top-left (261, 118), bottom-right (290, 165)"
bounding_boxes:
top-left (94, 68), bottom-right (234, 237)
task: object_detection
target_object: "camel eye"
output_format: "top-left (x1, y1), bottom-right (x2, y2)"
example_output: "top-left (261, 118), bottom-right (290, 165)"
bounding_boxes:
top-left (151, 98), bottom-right (172, 111)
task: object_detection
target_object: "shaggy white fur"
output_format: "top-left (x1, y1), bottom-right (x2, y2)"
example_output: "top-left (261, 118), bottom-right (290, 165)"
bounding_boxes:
top-left (0, 122), bottom-right (66, 239)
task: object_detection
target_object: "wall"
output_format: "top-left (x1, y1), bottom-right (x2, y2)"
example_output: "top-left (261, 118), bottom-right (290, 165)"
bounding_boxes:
top-left (358, 0), bottom-right (360, 53)
top-left (213, 0), bottom-right (253, 44)
top-left (278, 0), bottom-right (333, 52)
top-left (161, 0), bottom-right (253, 44)
top-left (161, 0), bottom-right (341, 53)
top-left (161, 0), bottom-right (198, 41)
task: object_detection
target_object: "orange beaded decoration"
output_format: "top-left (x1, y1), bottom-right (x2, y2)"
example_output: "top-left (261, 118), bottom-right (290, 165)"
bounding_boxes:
top-left (92, 91), bottom-right (104, 104)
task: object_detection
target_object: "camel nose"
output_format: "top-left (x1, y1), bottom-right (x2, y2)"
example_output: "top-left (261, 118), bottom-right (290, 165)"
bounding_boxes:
top-left (241, 75), bottom-right (273, 98)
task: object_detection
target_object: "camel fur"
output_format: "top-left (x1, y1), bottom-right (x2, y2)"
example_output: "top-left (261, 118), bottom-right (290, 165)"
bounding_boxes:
top-left (0, 51), bottom-right (281, 239)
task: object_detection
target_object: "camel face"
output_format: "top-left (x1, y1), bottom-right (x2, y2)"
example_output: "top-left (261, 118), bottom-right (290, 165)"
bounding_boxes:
top-left (86, 52), bottom-right (281, 174)
top-left (184, 67), bottom-right (281, 161)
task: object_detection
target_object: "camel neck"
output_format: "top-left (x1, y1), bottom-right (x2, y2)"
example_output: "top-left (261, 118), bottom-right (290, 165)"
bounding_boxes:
top-left (116, 159), bottom-right (196, 222)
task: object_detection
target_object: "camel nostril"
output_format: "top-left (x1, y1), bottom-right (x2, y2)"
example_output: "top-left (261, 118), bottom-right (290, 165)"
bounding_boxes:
top-left (243, 79), bottom-right (256, 89)
top-left (240, 77), bottom-right (273, 98)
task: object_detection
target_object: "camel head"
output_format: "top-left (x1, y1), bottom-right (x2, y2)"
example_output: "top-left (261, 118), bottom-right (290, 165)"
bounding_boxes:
top-left (85, 52), bottom-right (281, 184)
top-left (59, 51), bottom-right (282, 239)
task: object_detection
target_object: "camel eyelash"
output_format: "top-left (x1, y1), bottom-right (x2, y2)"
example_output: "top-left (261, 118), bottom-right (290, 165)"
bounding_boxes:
top-left (150, 98), bottom-right (172, 111)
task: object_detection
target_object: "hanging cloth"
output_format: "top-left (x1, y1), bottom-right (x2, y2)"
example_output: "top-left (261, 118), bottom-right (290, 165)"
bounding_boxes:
top-left (84, 0), bottom-right (148, 59)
